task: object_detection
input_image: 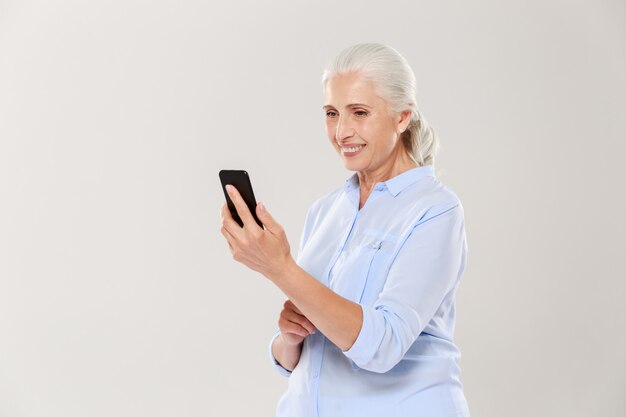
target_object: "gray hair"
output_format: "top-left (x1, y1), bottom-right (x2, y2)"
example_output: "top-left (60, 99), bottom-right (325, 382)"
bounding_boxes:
top-left (322, 43), bottom-right (438, 167)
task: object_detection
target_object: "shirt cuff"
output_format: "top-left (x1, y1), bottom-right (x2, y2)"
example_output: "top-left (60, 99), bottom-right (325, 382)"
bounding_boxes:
top-left (342, 304), bottom-right (383, 368)
top-left (268, 330), bottom-right (293, 377)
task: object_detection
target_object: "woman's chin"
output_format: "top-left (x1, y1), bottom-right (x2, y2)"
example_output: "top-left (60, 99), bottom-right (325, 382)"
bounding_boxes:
top-left (341, 160), bottom-right (363, 172)
top-left (338, 154), bottom-right (366, 170)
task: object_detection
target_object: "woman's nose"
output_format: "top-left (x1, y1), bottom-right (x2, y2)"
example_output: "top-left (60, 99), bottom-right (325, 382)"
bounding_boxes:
top-left (335, 116), bottom-right (355, 141)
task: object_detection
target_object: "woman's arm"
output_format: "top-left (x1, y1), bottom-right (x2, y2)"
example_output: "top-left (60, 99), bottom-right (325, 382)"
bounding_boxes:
top-left (271, 299), bottom-right (317, 371)
top-left (272, 259), bottom-right (363, 352)
top-left (220, 185), bottom-right (363, 352)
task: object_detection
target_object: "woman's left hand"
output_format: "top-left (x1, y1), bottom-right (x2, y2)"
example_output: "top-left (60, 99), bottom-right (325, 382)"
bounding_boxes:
top-left (220, 184), bottom-right (292, 279)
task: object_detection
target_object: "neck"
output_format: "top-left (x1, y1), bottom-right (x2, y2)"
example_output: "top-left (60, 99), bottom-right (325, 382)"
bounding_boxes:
top-left (356, 151), bottom-right (418, 192)
top-left (355, 150), bottom-right (418, 210)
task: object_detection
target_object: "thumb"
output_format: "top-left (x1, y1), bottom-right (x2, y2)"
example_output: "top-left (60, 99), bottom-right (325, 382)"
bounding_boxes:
top-left (256, 202), bottom-right (281, 234)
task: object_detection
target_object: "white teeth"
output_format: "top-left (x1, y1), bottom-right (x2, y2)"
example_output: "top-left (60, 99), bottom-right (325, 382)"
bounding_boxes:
top-left (342, 145), bottom-right (365, 153)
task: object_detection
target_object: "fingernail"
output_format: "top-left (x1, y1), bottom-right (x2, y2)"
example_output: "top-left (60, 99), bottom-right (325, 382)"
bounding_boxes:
top-left (225, 184), bottom-right (233, 193)
top-left (259, 202), bottom-right (266, 214)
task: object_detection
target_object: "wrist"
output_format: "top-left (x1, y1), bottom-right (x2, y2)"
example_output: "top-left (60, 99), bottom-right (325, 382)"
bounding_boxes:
top-left (276, 333), bottom-right (303, 371)
top-left (279, 332), bottom-right (304, 349)
top-left (267, 255), bottom-right (299, 286)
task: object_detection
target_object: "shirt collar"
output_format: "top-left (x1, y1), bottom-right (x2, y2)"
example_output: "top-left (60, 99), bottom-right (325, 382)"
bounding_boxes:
top-left (344, 165), bottom-right (435, 197)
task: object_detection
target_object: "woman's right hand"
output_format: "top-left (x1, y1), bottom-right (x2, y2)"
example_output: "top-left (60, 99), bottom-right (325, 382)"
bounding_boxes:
top-left (279, 299), bottom-right (316, 346)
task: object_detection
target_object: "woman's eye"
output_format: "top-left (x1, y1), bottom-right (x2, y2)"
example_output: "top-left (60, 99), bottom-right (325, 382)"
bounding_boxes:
top-left (326, 111), bottom-right (337, 118)
top-left (354, 110), bottom-right (368, 117)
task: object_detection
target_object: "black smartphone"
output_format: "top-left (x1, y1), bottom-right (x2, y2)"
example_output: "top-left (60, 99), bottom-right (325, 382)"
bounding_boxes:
top-left (219, 170), bottom-right (263, 228)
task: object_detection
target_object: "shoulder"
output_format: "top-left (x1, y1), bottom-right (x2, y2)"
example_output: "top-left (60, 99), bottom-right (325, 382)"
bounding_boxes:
top-left (401, 176), bottom-right (465, 225)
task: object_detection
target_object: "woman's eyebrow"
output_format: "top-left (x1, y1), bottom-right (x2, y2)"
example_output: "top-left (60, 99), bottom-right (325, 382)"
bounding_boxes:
top-left (323, 103), bottom-right (371, 110)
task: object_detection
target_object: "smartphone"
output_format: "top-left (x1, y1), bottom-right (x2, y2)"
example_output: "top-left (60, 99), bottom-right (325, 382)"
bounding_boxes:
top-left (219, 170), bottom-right (263, 228)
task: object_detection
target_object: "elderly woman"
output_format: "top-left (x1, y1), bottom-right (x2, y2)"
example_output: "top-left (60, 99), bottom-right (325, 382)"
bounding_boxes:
top-left (220, 43), bottom-right (470, 417)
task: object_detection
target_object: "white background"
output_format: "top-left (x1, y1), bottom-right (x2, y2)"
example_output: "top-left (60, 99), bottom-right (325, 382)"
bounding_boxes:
top-left (1, 1), bottom-right (625, 416)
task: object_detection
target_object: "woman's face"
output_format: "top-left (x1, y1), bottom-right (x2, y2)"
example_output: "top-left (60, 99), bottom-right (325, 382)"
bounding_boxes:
top-left (323, 72), bottom-right (411, 175)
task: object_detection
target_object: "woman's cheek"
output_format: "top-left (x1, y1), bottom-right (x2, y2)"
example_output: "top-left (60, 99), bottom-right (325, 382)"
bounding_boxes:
top-left (324, 121), bottom-right (332, 136)
top-left (326, 126), bottom-right (337, 145)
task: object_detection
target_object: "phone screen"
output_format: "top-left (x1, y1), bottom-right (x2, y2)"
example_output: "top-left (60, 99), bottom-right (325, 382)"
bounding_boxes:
top-left (219, 170), bottom-right (263, 228)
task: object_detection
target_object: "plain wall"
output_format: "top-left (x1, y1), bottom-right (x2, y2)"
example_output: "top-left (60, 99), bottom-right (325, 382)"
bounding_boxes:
top-left (1, 0), bottom-right (625, 416)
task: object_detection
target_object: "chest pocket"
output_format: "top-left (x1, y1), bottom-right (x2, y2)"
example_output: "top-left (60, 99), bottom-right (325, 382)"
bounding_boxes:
top-left (329, 230), bottom-right (398, 305)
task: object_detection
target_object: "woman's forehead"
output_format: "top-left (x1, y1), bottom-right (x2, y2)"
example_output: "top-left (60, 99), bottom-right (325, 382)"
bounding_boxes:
top-left (324, 73), bottom-right (385, 108)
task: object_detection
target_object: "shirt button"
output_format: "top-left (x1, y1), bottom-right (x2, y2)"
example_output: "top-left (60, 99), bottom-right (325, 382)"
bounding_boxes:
top-left (312, 371), bottom-right (319, 378)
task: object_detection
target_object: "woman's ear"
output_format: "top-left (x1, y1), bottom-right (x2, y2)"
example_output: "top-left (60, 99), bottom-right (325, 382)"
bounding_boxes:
top-left (397, 109), bottom-right (412, 134)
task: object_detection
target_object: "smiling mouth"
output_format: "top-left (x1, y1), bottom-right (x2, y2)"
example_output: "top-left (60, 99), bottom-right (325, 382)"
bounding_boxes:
top-left (341, 144), bottom-right (366, 154)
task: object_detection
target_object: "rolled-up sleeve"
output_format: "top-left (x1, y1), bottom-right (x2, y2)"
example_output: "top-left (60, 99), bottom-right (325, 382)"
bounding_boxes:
top-left (343, 203), bottom-right (467, 373)
top-left (268, 330), bottom-right (293, 377)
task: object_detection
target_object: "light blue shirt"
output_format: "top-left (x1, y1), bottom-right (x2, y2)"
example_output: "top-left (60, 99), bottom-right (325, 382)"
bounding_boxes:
top-left (269, 165), bottom-right (470, 417)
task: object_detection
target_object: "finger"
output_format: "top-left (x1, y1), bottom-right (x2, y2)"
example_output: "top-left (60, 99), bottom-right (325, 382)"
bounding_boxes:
top-left (281, 330), bottom-right (308, 346)
top-left (221, 203), bottom-right (245, 239)
top-left (220, 223), bottom-right (237, 251)
top-left (285, 299), bottom-right (304, 315)
top-left (256, 202), bottom-right (282, 235)
top-left (288, 323), bottom-right (310, 338)
top-left (225, 185), bottom-right (262, 231)
top-left (280, 319), bottom-right (311, 338)
top-left (220, 202), bottom-right (232, 221)
top-left (285, 311), bottom-right (316, 334)
top-left (289, 317), bottom-right (315, 334)
top-left (283, 301), bottom-right (316, 334)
